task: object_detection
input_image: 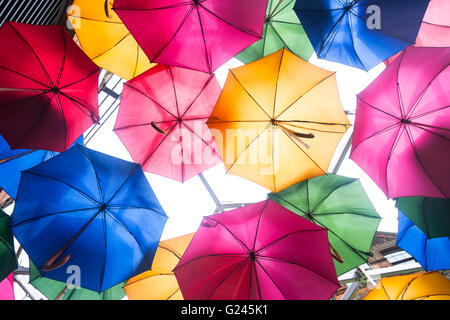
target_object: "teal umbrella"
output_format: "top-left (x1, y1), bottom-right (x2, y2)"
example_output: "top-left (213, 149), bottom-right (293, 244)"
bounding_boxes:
top-left (29, 261), bottom-right (126, 300)
top-left (236, 0), bottom-right (314, 64)
top-left (0, 210), bottom-right (17, 282)
top-left (269, 174), bottom-right (381, 275)
top-left (395, 197), bottom-right (450, 239)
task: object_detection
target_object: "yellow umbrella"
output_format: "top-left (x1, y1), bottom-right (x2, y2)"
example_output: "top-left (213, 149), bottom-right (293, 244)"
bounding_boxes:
top-left (67, 0), bottom-right (155, 80)
top-left (207, 48), bottom-right (350, 192)
top-left (363, 272), bottom-right (450, 300)
top-left (124, 233), bottom-right (194, 300)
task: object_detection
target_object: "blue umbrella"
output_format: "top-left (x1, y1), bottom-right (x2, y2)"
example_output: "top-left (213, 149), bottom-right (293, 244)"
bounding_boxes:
top-left (293, 0), bottom-right (430, 70)
top-left (397, 210), bottom-right (450, 272)
top-left (11, 144), bottom-right (167, 292)
top-left (0, 135), bottom-right (84, 199)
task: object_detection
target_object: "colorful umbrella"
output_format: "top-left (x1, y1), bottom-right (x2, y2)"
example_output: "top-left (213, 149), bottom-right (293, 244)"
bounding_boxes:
top-left (0, 22), bottom-right (99, 152)
top-left (0, 210), bottom-right (17, 282)
top-left (293, 0), bottom-right (429, 70)
top-left (0, 135), bottom-right (83, 199)
top-left (207, 48), bottom-right (350, 192)
top-left (0, 274), bottom-right (14, 300)
top-left (114, 64), bottom-right (222, 182)
top-left (269, 174), bottom-right (381, 276)
top-left (351, 46), bottom-right (450, 199)
top-left (396, 197), bottom-right (450, 239)
top-left (235, 0), bottom-right (313, 64)
top-left (124, 233), bottom-right (194, 300)
top-left (363, 271), bottom-right (450, 300)
top-left (415, 0), bottom-right (450, 47)
top-left (173, 199), bottom-right (340, 300)
top-left (29, 261), bottom-right (126, 300)
top-left (397, 210), bottom-right (450, 272)
top-left (113, 0), bottom-right (268, 73)
top-left (67, 0), bottom-right (156, 80)
top-left (10, 144), bottom-right (167, 292)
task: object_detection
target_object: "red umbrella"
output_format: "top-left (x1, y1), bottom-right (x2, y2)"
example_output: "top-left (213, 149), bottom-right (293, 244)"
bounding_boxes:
top-left (114, 64), bottom-right (222, 182)
top-left (0, 22), bottom-right (99, 152)
top-left (113, 0), bottom-right (268, 73)
top-left (173, 199), bottom-right (339, 300)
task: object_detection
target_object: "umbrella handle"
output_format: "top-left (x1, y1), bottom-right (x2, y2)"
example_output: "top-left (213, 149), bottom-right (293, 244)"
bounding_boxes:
top-left (104, 0), bottom-right (113, 19)
top-left (42, 251), bottom-right (71, 272)
top-left (151, 122), bottom-right (167, 135)
top-left (330, 244), bottom-right (344, 264)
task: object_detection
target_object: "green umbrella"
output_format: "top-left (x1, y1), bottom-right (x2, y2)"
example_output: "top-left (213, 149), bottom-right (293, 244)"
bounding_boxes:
top-left (269, 174), bottom-right (381, 276)
top-left (235, 0), bottom-right (314, 64)
top-left (395, 197), bottom-right (450, 239)
top-left (29, 261), bottom-right (126, 300)
top-left (0, 209), bottom-right (17, 282)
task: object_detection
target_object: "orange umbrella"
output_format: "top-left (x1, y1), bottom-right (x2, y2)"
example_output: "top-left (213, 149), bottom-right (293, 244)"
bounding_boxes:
top-left (363, 272), bottom-right (450, 300)
top-left (207, 48), bottom-right (350, 192)
top-left (67, 0), bottom-right (155, 80)
top-left (124, 233), bottom-right (194, 300)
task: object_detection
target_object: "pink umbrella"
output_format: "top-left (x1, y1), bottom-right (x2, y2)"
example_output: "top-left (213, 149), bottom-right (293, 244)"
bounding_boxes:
top-left (0, 274), bottom-right (14, 300)
top-left (173, 199), bottom-right (339, 300)
top-left (351, 46), bottom-right (450, 199)
top-left (113, 0), bottom-right (268, 73)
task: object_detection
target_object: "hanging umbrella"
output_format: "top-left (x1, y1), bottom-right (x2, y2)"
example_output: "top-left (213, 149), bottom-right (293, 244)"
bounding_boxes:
top-left (351, 46), bottom-right (450, 199)
top-left (67, 0), bottom-right (156, 80)
top-left (124, 233), bottom-right (194, 300)
top-left (0, 210), bottom-right (17, 282)
top-left (0, 135), bottom-right (84, 199)
top-left (114, 64), bottom-right (222, 182)
top-left (0, 274), bottom-right (14, 300)
top-left (207, 48), bottom-right (350, 192)
top-left (397, 211), bottom-right (450, 272)
top-left (235, 0), bottom-right (313, 64)
top-left (293, 0), bottom-right (429, 70)
top-left (10, 144), bottom-right (167, 292)
top-left (0, 22), bottom-right (99, 152)
top-left (113, 0), bottom-right (268, 73)
top-left (364, 271), bottom-right (450, 300)
top-left (396, 197), bottom-right (450, 239)
top-left (268, 174), bottom-right (381, 276)
top-left (173, 199), bottom-right (339, 300)
top-left (29, 261), bottom-right (126, 300)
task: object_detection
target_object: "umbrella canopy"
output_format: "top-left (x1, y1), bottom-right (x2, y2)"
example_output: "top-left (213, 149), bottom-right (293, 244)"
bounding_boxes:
top-left (124, 233), bottom-right (194, 300)
top-left (363, 271), bottom-right (450, 300)
top-left (269, 174), bottom-right (381, 276)
top-left (67, 0), bottom-right (155, 80)
top-left (173, 199), bottom-right (340, 300)
top-left (0, 135), bottom-right (83, 199)
top-left (0, 274), bottom-right (14, 300)
top-left (29, 261), bottom-right (126, 300)
top-left (396, 197), bottom-right (450, 239)
top-left (114, 64), bottom-right (222, 182)
top-left (113, 0), bottom-right (268, 73)
top-left (235, 0), bottom-right (313, 64)
top-left (293, 0), bottom-right (429, 70)
top-left (0, 22), bottom-right (99, 152)
top-left (10, 144), bottom-right (167, 292)
top-left (207, 48), bottom-right (350, 192)
top-left (416, 0), bottom-right (450, 47)
top-left (0, 210), bottom-right (17, 282)
top-left (397, 211), bottom-right (450, 272)
top-left (351, 46), bottom-right (450, 199)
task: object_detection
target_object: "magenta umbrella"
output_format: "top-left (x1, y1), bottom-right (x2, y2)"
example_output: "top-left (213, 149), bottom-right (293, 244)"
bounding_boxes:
top-left (351, 46), bottom-right (450, 199)
top-left (113, 0), bottom-right (268, 73)
top-left (0, 274), bottom-right (14, 300)
top-left (173, 199), bottom-right (339, 300)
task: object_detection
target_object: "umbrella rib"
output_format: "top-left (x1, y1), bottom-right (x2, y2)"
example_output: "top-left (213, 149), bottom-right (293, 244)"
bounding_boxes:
top-left (78, 146), bottom-right (105, 203)
top-left (410, 105), bottom-right (450, 122)
top-left (350, 122), bottom-right (400, 156)
top-left (410, 123), bottom-right (450, 142)
top-left (279, 122), bottom-right (348, 134)
top-left (69, 15), bottom-right (123, 24)
top-left (228, 70), bottom-right (272, 119)
top-left (58, 92), bottom-right (99, 122)
top-left (317, 10), bottom-right (347, 59)
top-left (255, 228), bottom-right (323, 254)
top-left (181, 121), bottom-right (217, 151)
top-left (271, 128), bottom-right (277, 192)
top-left (254, 259), bottom-right (287, 299)
top-left (58, 68), bottom-right (99, 91)
top-left (198, 4), bottom-right (262, 39)
top-left (0, 91), bottom-right (48, 109)
top-left (346, 10), bottom-right (367, 71)
top-left (356, 95), bottom-right (401, 120)
top-left (180, 123), bottom-right (185, 182)
top-left (173, 253), bottom-right (248, 271)
top-left (132, 42), bottom-right (140, 79)
top-left (272, 48), bottom-right (284, 118)
top-left (99, 211), bottom-right (108, 292)
top-left (114, 2), bottom-right (195, 12)
top-left (310, 179), bottom-right (357, 213)
top-left (384, 125), bottom-right (406, 196)
top-left (404, 125), bottom-right (447, 197)
top-left (166, 288), bottom-right (181, 300)
top-left (55, 27), bottom-right (68, 88)
top-left (107, 206), bottom-right (167, 218)
top-left (104, 165), bottom-right (141, 205)
top-left (280, 128), bottom-right (327, 175)
top-left (123, 83), bottom-right (178, 119)
top-left (55, 95), bottom-right (68, 152)
top-left (269, 194), bottom-right (309, 216)
top-left (180, 74), bottom-right (215, 119)
top-left (0, 65), bottom-right (50, 89)
top-left (251, 200), bottom-right (270, 252)
top-left (90, 33), bottom-right (131, 61)
top-left (270, 0), bottom-right (295, 19)
top-left (167, 66), bottom-right (181, 118)
top-left (269, 22), bottom-right (294, 54)
top-left (195, 5), bottom-right (212, 73)
top-left (140, 123), bottom-right (178, 169)
top-left (206, 217), bottom-right (251, 253)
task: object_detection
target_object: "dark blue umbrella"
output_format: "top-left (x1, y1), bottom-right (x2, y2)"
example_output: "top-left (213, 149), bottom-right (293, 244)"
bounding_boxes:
top-left (293, 0), bottom-right (430, 70)
top-left (11, 144), bottom-right (167, 292)
top-left (397, 210), bottom-right (450, 272)
top-left (0, 135), bottom-right (84, 199)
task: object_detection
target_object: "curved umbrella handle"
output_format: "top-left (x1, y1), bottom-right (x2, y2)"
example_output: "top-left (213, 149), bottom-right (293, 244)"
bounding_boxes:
top-left (42, 250), bottom-right (71, 272)
top-left (151, 122), bottom-right (167, 135)
top-left (330, 244), bottom-right (344, 264)
top-left (104, 0), bottom-right (113, 19)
